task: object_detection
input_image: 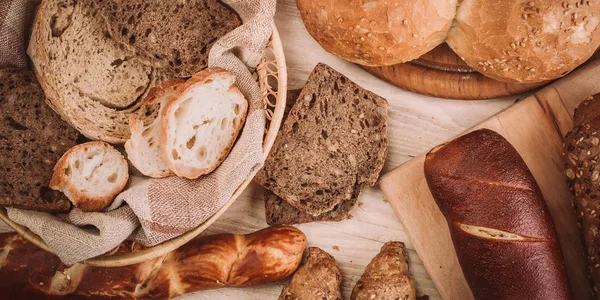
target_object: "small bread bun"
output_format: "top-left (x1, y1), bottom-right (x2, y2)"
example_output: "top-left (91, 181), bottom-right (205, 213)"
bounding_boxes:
top-left (50, 142), bottom-right (129, 212)
top-left (297, 0), bottom-right (458, 66)
top-left (447, 0), bottom-right (600, 83)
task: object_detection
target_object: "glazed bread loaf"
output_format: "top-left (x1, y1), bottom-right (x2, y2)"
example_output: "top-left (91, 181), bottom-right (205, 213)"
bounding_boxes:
top-left (424, 129), bottom-right (572, 299)
top-left (0, 226), bottom-right (306, 299)
top-left (447, 0), bottom-right (600, 83)
top-left (50, 141), bottom-right (129, 212)
top-left (564, 94), bottom-right (600, 298)
top-left (297, 0), bottom-right (457, 66)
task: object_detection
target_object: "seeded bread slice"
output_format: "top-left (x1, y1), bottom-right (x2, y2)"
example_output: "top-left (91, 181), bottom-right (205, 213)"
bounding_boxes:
top-left (29, 0), bottom-right (163, 144)
top-left (255, 63), bottom-right (389, 216)
top-left (94, 0), bottom-right (242, 78)
top-left (0, 68), bottom-right (78, 212)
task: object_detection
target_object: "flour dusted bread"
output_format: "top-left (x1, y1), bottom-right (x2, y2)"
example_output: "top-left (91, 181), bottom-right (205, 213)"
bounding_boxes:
top-left (0, 68), bottom-right (77, 213)
top-left (125, 80), bottom-right (184, 178)
top-left (94, 0), bottom-right (241, 78)
top-left (279, 247), bottom-right (343, 300)
top-left (51, 142), bottom-right (129, 212)
top-left (255, 63), bottom-right (388, 216)
top-left (447, 0), bottom-right (600, 83)
top-left (297, 0), bottom-right (457, 66)
top-left (29, 0), bottom-right (163, 143)
top-left (161, 68), bottom-right (248, 179)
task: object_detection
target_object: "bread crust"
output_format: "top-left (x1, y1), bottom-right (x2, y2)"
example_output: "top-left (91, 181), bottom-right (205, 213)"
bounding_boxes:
top-left (424, 129), bottom-right (573, 299)
top-left (160, 67), bottom-right (248, 179)
top-left (50, 141), bottom-right (129, 212)
top-left (297, 0), bottom-right (458, 66)
top-left (447, 0), bottom-right (600, 83)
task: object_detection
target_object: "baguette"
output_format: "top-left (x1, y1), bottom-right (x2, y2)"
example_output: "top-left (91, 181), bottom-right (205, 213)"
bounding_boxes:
top-left (0, 226), bottom-right (306, 299)
top-left (424, 129), bottom-right (572, 299)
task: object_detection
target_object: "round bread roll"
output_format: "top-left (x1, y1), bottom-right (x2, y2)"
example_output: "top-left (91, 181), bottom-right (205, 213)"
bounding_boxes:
top-left (447, 0), bottom-right (600, 83)
top-left (297, 0), bottom-right (458, 66)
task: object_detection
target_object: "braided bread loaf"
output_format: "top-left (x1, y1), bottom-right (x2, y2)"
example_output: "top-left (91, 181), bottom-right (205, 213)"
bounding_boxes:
top-left (0, 226), bottom-right (306, 299)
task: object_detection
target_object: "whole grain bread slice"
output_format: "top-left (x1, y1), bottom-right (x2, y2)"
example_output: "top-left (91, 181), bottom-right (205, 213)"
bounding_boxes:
top-left (255, 63), bottom-right (389, 216)
top-left (29, 0), bottom-right (164, 144)
top-left (0, 69), bottom-right (78, 212)
top-left (94, 0), bottom-right (242, 78)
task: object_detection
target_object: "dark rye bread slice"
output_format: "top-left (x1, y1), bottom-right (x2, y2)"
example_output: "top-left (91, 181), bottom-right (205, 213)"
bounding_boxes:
top-left (255, 63), bottom-right (389, 216)
top-left (0, 69), bottom-right (77, 212)
top-left (95, 0), bottom-right (242, 78)
top-left (264, 190), bottom-right (357, 225)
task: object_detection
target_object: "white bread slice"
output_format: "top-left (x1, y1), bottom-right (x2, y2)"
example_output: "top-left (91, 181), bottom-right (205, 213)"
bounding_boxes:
top-left (161, 68), bottom-right (248, 179)
top-left (125, 80), bottom-right (184, 178)
top-left (50, 142), bottom-right (129, 212)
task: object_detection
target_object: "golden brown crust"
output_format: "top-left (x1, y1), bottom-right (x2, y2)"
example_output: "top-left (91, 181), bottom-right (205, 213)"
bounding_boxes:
top-left (447, 0), bottom-right (600, 83)
top-left (297, 0), bottom-right (457, 66)
top-left (424, 129), bottom-right (572, 299)
top-left (351, 242), bottom-right (417, 300)
top-left (0, 226), bottom-right (306, 299)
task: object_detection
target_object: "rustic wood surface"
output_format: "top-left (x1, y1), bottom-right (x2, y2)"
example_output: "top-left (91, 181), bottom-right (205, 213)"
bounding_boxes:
top-left (3, 0), bottom-right (586, 299)
top-left (361, 43), bottom-right (548, 100)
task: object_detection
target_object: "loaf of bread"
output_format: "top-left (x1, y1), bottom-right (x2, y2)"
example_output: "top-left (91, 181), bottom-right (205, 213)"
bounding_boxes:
top-left (424, 129), bottom-right (572, 299)
top-left (351, 242), bottom-right (417, 300)
top-left (564, 94), bottom-right (600, 298)
top-left (0, 226), bottom-right (306, 299)
top-left (447, 0), bottom-right (600, 83)
top-left (279, 247), bottom-right (343, 300)
top-left (255, 63), bottom-right (388, 216)
top-left (29, 0), bottom-right (163, 144)
top-left (161, 68), bottom-right (248, 179)
top-left (0, 68), bottom-right (78, 213)
top-left (125, 80), bottom-right (184, 178)
top-left (50, 141), bottom-right (129, 212)
top-left (297, 0), bottom-right (457, 66)
top-left (94, 0), bottom-right (242, 78)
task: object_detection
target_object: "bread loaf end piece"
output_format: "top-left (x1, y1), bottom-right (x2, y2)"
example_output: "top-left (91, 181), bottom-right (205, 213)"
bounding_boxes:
top-left (279, 247), bottom-right (343, 300)
top-left (50, 141), bottom-right (129, 212)
top-left (424, 129), bottom-right (572, 300)
top-left (564, 94), bottom-right (600, 298)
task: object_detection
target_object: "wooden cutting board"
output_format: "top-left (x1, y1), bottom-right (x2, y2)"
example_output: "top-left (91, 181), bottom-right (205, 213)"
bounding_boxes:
top-left (379, 58), bottom-right (600, 300)
top-left (361, 43), bottom-right (549, 100)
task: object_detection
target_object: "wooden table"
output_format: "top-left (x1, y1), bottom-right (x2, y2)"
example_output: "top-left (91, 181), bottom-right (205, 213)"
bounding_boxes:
top-left (0, 1), bottom-right (521, 299)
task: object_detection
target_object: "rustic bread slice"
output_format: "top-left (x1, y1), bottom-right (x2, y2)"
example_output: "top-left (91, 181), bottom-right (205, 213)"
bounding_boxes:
top-left (50, 141), bottom-right (129, 212)
top-left (161, 68), bottom-right (248, 179)
top-left (125, 80), bottom-right (184, 178)
top-left (29, 0), bottom-right (164, 144)
top-left (279, 247), bottom-right (343, 300)
top-left (255, 63), bottom-right (389, 216)
top-left (0, 68), bottom-right (78, 213)
top-left (94, 0), bottom-right (242, 78)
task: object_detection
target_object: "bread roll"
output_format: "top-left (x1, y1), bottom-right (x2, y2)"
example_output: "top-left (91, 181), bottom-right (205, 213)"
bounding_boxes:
top-left (424, 129), bottom-right (573, 300)
top-left (297, 0), bottom-right (457, 66)
top-left (0, 226), bottom-right (307, 299)
top-left (447, 0), bottom-right (600, 83)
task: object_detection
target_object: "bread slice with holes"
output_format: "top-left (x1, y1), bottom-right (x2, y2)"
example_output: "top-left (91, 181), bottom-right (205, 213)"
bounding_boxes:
top-left (94, 0), bottom-right (242, 78)
top-left (255, 63), bottom-right (389, 216)
top-left (29, 0), bottom-right (163, 144)
top-left (161, 68), bottom-right (248, 179)
top-left (0, 68), bottom-right (78, 213)
top-left (50, 141), bottom-right (129, 212)
top-left (125, 80), bottom-right (184, 178)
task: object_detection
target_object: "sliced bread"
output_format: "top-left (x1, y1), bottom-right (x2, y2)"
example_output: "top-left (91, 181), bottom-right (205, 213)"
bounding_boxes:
top-left (94, 0), bottom-right (242, 78)
top-left (125, 80), bottom-right (184, 178)
top-left (29, 0), bottom-right (164, 144)
top-left (255, 63), bottom-right (389, 216)
top-left (0, 68), bottom-right (78, 213)
top-left (50, 141), bottom-right (129, 212)
top-left (278, 247), bottom-right (343, 300)
top-left (161, 68), bottom-right (248, 179)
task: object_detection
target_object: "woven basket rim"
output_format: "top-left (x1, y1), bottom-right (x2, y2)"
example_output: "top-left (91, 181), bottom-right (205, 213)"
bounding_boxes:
top-left (0, 24), bottom-right (288, 267)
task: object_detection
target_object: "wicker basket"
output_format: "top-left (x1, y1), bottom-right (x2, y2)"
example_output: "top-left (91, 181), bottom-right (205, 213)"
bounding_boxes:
top-left (0, 24), bottom-right (287, 267)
